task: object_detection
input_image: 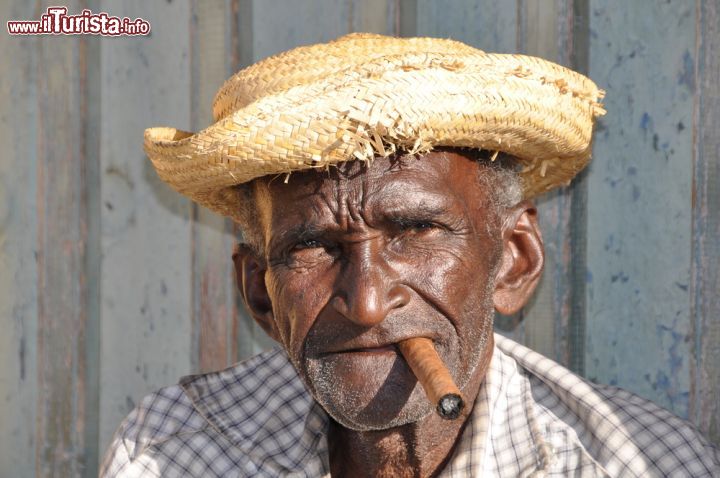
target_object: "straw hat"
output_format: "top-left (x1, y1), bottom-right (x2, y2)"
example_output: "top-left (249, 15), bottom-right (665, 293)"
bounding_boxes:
top-left (145, 33), bottom-right (605, 220)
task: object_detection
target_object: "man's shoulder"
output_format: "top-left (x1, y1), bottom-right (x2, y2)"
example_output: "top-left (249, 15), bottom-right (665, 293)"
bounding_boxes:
top-left (99, 374), bottom-right (209, 477)
top-left (591, 382), bottom-right (720, 468)
top-left (113, 348), bottom-right (291, 452)
top-left (100, 348), bottom-right (325, 477)
top-left (495, 334), bottom-right (719, 477)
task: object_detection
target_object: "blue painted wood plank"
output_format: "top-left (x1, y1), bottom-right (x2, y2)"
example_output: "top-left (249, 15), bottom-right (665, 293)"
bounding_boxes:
top-left (82, 3), bottom-right (103, 473)
top-left (0, 2), bottom-right (40, 476)
top-left (97, 0), bottom-right (194, 456)
top-left (190, 0), bottom-right (243, 373)
top-left (517, 0), bottom-right (580, 364)
top-left (33, 7), bottom-right (92, 476)
top-left (251, 0), bottom-right (354, 61)
top-left (349, 0), bottom-right (397, 34)
top-left (585, 0), bottom-right (696, 418)
top-left (692, 0), bottom-right (720, 445)
top-left (416, 0), bottom-right (519, 52)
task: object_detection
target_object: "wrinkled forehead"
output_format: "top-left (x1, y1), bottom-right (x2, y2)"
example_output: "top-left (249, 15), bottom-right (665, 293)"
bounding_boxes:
top-left (252, 151), bottom-right (496, 235)
top-left (276, 152), bottom-right (451, 191)
top-left (258, 151), bottom-right (479, 205)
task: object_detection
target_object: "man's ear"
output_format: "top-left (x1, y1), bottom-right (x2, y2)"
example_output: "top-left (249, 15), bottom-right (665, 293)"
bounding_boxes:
top-left (232, 244), bottom-right (280, 342)
top-left (493, 203), bottom-right (545, 315)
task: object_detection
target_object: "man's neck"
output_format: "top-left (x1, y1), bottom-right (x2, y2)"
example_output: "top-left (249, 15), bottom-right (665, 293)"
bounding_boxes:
top-left (328, 408), bottom-right (467, 477)
top-left (327, 343), bottom-right (492, 478)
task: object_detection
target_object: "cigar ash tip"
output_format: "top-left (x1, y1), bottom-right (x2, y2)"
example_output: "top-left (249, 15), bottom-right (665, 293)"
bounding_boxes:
top-left (437, 393), bottom-right (464, 420)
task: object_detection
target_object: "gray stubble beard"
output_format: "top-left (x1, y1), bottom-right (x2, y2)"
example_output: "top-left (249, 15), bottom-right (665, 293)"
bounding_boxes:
top-left (300, 281), bottom-right (497, 432)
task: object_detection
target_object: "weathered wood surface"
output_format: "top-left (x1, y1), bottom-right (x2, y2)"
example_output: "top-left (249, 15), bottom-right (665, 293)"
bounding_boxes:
top-left (34, 24), bottom-right (89, 475)
top-left (416, 0), bottom-right (518, 52)
top-left (585, 0), bottom-right (696, 418)
top-left (1, 1), bottom-right (718, 476)
top-left (692, 0), bottom-right (720, 445)
top-left (0, 2), bottom-right (40, 476)
top-left (190, 0), bottom-right (241, 373)
top-left (515, 0), bottom-right (583, 370)
top-left (1, 1), bottom-right (100, 476)
top-left (97, 0), bottom-right (194, 460)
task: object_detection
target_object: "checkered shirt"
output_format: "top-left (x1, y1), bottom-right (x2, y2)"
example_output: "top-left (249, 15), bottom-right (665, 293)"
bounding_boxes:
top-left (100, 334), bottom-right (719, 477)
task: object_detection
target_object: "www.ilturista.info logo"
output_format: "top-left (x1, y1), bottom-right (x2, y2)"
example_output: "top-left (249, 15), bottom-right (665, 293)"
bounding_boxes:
top-left (7, 6), bottom-right (150, 36)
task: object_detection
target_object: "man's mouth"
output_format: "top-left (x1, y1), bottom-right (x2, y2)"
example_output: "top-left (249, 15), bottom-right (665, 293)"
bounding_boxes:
top-left (313, 336), bottom-right (439, 357)
top-left (339, 344), bottom-right (398, 355)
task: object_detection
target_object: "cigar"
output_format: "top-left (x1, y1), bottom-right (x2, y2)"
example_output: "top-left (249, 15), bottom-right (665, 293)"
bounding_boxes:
top-left (398, 337), bottom-right (465, 420)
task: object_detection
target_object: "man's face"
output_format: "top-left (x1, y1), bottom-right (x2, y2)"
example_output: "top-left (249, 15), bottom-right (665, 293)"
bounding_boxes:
top-left (250, 151), bottom-right (507, 430)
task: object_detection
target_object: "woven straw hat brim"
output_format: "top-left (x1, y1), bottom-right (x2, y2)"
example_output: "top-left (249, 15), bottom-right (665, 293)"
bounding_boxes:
top-left (145, 35), bottom-right (605, 221)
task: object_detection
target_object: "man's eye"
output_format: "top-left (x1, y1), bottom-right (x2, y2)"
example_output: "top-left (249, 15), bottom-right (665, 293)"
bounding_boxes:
top-left (402, 221), bottom-right (436, 232)
top-left (292, 239), bottom-right (322, 250)
top-left (412, 222), bottom-right (434, 230)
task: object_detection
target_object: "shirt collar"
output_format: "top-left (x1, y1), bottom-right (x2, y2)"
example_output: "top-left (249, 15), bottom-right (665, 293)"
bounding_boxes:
top-left (440, 335), bottom-right (556, 476)
top-left (179, 336), bottom-right (555, 475)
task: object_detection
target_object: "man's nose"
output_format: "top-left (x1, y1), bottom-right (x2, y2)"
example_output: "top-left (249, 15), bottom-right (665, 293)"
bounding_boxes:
top-left (331, 243), bottom-right (410, 327)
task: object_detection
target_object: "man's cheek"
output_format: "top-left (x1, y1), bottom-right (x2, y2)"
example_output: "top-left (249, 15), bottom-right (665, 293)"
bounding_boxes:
top-left (268, 273), bottom-right (329, 357)
top-left (265, 273), bottom-right (301, 350)
top-left (411, 250), bottom-right (485, 301)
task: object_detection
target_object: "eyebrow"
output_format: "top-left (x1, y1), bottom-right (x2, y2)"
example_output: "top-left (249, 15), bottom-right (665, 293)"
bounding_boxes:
top-left (270, 222), bottom-right (329, 250)
top-left (269, 200), bottom-right (457, 251)
top-left (384, 203), bottom-right (449, 221)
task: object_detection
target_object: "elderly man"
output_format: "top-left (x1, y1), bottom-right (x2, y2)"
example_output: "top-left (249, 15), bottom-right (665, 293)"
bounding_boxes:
top-left (101, 34), bottom-right (718, 477)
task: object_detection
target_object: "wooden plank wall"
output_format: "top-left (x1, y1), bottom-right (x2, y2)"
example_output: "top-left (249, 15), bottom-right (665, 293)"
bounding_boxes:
top-left (189, 0), bottom-right (241, 376)
top-left (1, 2), bottom-right (40, 475)
top-left (585, 0), bottom-right (697, 419)
top-left (693, 0), bottom-right (720, 445)
top-left (0, 1), bottom-right (717, 476)
top-left (97, 1), bottom-right (195, 467)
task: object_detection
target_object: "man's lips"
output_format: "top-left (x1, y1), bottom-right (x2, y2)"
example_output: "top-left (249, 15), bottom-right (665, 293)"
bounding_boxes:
top-left (313, 336), bottom-right (439, 357)
top-left (336, 344), bottom-right (398, 355)
top-left (315, 343), bottom-right (399, 357)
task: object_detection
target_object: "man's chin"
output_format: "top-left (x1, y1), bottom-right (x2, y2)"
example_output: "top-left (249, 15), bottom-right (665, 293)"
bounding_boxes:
top-left (302, 353), bottom-right (437, 431)
top-left (318, 386), bottom-right (435, 432)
